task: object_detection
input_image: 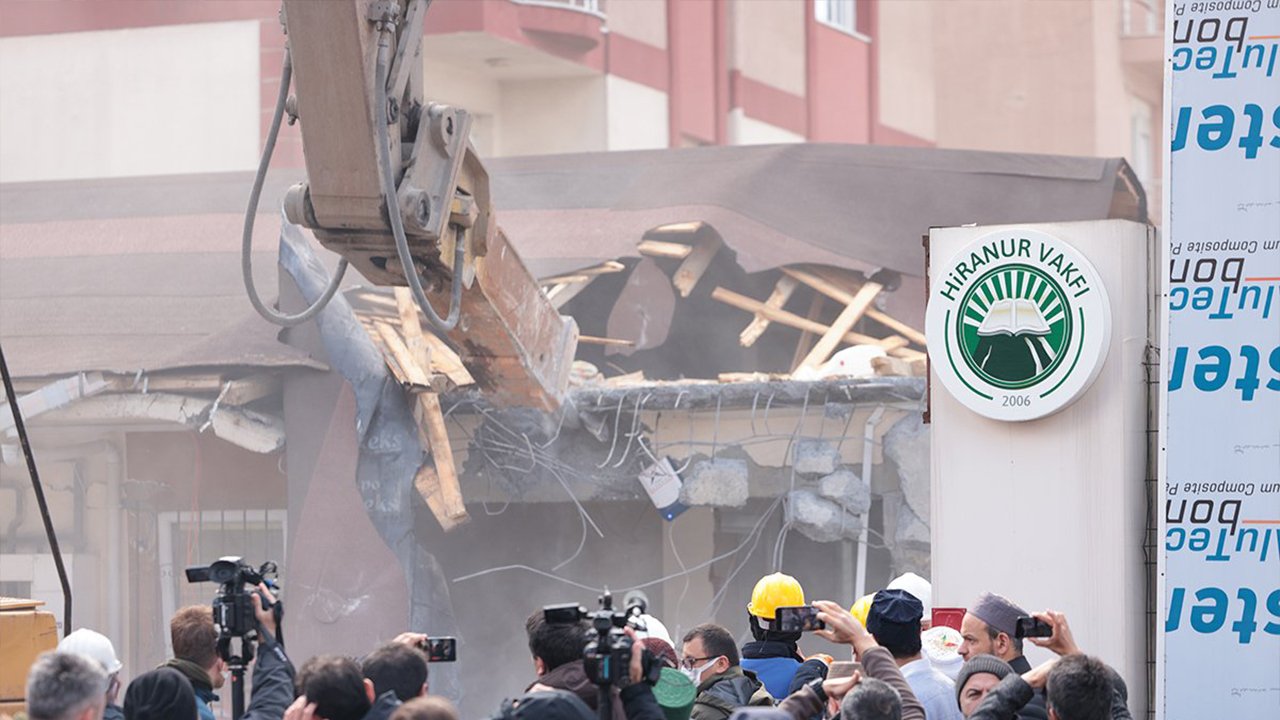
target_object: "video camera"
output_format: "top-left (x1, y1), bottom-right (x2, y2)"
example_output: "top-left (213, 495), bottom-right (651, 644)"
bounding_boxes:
top-left (185, 557), bottom-right (280, 664)
top-left (543, 590), bottom-right (662, 689)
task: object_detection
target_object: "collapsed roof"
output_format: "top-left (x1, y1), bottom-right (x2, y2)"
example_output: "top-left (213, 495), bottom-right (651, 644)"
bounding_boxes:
top-left (0, 143), bottom-right (1144, 380)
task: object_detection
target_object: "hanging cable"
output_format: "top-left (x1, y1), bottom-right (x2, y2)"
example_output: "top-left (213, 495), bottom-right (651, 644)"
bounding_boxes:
top-left (372, 16), bottom-right (465, 333)
top-left (242, 50), bottom-right (350, 326)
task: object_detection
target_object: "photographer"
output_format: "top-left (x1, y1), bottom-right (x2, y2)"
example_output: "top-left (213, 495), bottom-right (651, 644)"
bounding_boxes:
top-left (525, 609), bottom-right (627, 720)
top-left (963, 611), bottom-right (1132, 720)
top-left (774, 600), bottom-right (924, 720)
top-left (165, 583), bottom-right (295, 720)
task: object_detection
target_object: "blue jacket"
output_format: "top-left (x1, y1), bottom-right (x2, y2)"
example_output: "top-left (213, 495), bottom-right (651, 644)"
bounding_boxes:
top-left (740, 641), bottom-right (803, 700)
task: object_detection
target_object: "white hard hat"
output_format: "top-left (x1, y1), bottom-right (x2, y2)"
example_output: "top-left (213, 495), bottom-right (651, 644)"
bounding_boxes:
top-left (634, 613), bottom-right (673, 646)
top-left (886, 572), bottom-right (932, 616)
top-left (59, 628), bottom-right (122, 674)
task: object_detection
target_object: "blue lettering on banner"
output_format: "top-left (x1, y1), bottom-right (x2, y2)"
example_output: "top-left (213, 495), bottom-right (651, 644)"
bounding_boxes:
top-left (1166, 344), bottom-right (1280, 400)
top-left (1171, 104), bottom-right (1280, 158)
top-left (1164, 587), bottom-right (1280, 644)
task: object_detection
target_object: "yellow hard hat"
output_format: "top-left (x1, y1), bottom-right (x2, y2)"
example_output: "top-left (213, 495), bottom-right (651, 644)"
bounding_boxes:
top-left (850, 593), bottom-right (875, 626)
top-left (747, 572), bottom-right (805, 620)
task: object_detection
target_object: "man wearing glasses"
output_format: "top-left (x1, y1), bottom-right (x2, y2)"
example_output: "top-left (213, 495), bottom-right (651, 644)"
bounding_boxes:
top-left (679, 624), bottom-right (773, 720)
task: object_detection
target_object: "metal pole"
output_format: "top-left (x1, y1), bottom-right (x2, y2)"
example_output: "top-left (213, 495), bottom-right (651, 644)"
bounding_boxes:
top-left (0, 342), bottom-right (73, 633)
top-left (855, 405), bottom-right (886, 600)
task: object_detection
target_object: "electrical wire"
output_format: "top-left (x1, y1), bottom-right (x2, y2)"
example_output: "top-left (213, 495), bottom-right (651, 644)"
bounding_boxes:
top-left (241, 50), bottom-right (350, 326)
top-left (373, 20), bottom-right (465, 333)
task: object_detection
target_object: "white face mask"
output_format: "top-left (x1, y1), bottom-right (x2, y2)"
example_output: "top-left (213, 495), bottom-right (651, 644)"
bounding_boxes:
top-left (680, 657), bottom-right (719, 685)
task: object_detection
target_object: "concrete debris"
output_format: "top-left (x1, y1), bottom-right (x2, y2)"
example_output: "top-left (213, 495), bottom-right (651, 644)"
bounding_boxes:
top-left (793, 438), bottom-right (842, 476)
top-left (884, 414), bottom-right (930, 526)
top-left (679, 457), bottom-right (749, 507)
top-left (569, 360), bottom-right (602, 387)
top-left (817, 468), bottom-right (872, 515)
top-left (786, 489), bottom-right (864, 543)
top-left (893, 499), bottom-right (933, 577)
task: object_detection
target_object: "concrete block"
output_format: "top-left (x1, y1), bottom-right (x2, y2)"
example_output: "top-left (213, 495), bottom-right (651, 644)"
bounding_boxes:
top-left (679, 458), bottom-right (749, 507)
top-left (786, 489), bottom-right (864, 543)
top-left (884, 414), bottom-right (930, 524)
top-left (817, 468), bottom-right (872, 515)
top-left (793, 439), bottom-right (841, 477)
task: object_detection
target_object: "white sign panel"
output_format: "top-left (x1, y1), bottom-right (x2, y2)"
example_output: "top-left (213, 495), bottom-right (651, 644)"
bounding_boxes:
top-left (926, 228), bottom-right (1112, 421)
top-left (1159, 2), bottom-right (1280, 718)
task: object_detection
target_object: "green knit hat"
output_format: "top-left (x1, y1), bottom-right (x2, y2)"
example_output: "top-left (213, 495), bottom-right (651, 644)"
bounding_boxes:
top-left (653, 667), bottom-right (696, 720)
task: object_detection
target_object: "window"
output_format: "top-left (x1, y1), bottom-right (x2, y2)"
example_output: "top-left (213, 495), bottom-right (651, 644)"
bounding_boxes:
top-left (157, 509), bottom-right (288, 653)
top-left (815, 0), bottom-right (857, 35)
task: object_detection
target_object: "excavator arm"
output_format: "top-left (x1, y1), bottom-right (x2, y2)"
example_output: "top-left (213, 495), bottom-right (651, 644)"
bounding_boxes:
top-left (272, 0), bottom-right (576, 411)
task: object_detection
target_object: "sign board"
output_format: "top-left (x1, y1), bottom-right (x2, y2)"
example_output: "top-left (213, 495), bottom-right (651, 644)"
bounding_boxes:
top-left (926, 227), bottom-right (1112, 421)
top-left (1159, 2), bottom-right (1280, 718)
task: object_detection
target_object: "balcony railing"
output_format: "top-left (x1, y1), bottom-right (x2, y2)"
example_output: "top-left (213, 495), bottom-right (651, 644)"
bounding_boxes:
top-left (1122, 0), bottom-right (1161, 37)
top-left (511, 0), bottom-right (605, 18)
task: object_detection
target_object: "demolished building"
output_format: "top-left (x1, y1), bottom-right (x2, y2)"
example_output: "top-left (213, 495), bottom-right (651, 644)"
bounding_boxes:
top-left (0, 143), bottom-right (1145, 715)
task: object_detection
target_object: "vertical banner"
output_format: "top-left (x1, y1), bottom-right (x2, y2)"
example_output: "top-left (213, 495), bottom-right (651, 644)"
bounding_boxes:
top-left (1160, 1), bottom-right (1280, 718)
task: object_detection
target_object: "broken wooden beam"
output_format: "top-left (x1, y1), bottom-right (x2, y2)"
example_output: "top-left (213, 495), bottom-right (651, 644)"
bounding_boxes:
top-left (413, 393), bottom-right (468, 524)
top-left (797, 281), bottom-right (883, 371)
top-left (413, 463), bottom-right (467, 532)
top-left (578, 335), bottom-right (636, 348)
top-left (538, 261), bottom-right (625, 286)
top-left (781, 267), bottom-right (927, 347)
top-left (394, 287), bottom-right (434, 375)
top-left (637, 239), bottom-right (693, 259)
top-left (711, 287), bottom-right (908, 351)
top-left (673, 232), bottom-right (723, 298)
top-left (740, 275), bottom-right (799, 347)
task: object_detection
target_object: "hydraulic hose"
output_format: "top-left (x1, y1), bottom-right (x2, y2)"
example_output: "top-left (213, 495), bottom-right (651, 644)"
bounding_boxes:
top-left (373, 21), bottom-right (465, 333)
top-left (242, 50), bottom-right (350, 327)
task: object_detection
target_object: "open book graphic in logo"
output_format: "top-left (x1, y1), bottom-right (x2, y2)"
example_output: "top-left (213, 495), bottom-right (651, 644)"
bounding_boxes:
top-left (957, 265), bottom-right (1072, 390)
top-left (973, 299), bottom-right (1056, 383)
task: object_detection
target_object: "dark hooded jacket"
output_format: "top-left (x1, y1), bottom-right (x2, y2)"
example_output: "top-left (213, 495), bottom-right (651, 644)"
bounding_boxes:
top-left (689, 666), bottom-right (773, 720)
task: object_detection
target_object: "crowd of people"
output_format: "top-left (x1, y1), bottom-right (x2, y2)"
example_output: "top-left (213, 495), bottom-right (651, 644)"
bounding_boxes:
top-left (12, 571), bottom-right (1132, 720)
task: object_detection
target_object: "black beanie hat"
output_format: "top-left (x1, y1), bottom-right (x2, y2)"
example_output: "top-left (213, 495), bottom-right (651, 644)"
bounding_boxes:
top-left (125, 668), bottom-right (198, 720)
top-left (955, 655), bottom-right (1014, 707)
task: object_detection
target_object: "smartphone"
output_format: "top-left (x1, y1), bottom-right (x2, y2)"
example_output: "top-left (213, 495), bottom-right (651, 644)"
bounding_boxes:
top-left (827, 661), bottom-right (862, 680)
top-left (775, 605), bottom-right (826, 632)
top-left (1014, 616), bottom-right (1053, 639)
top-left (419, 637), bottom-right (458, 662)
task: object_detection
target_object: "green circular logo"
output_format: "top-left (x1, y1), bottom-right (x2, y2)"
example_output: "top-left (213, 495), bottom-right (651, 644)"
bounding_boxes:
top-left (926, 227), bottom-right (1113, 422)
top-left (956, 263), bottom-right (1073, 390)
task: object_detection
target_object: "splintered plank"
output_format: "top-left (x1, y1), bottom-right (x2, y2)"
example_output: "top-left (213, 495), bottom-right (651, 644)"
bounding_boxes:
top-left (711, 287), bottom-right (907, 351)
top-left (414, 463), bottom-right (467, 532)
top-left (637, 239), bottom-right (693, 259)
top-left (413, 393), bottom-right (467, 522)
top-left (783, 267), bottom-right (927, 347)
top-left (797, 281), bottom-right (883, 371)
top-left (673, 232), bottom-right (723, 298)
top-left (395, 287), bottom-right (434, 375)
top-left (739, 275), bottom-right (799, 347)
top-left (538, 261), bottom-right (626, 286)
top-left (374, 321), bottom-right (432, 389)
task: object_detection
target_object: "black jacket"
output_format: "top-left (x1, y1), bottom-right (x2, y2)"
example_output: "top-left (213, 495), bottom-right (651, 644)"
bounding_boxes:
top-left (1007, 656), bottom-right (1048, 720)
top-left (969, 671), bottom-right (1132, 720)
top-left (532, 660), bottom-right (628, 720)
top-left (241, 634), bottom-right (298, 720)
top-left (620, 683), bottom-right (666, 720)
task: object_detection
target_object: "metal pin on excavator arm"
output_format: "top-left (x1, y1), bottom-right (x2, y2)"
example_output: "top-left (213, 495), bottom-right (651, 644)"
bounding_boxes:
top-left (276, 0), bottom-right (576, 411)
